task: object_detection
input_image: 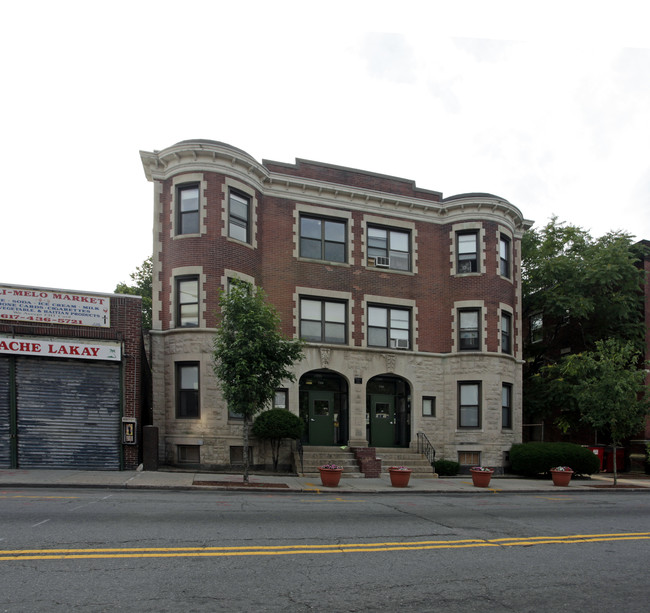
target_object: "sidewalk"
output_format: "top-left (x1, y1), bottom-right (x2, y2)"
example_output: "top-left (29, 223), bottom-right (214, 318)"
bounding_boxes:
top-left (1, 468), bottom-right (650, 493)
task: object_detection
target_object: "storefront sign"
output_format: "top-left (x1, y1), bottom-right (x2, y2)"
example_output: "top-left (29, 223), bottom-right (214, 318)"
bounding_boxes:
top-left (0, 285), bottom-right (110, 327)
top-left (0, 336), bottom-right (121, 361)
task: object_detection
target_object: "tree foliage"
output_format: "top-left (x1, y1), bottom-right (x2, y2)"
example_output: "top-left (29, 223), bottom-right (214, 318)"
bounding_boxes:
top-left (115, 256), bottom-right (153, 330)
top-left (550, 339), bottom-right (649, 483)
top-left (523, 218), bottom-right (645, 355)
top-left (522, 218), bottom-right (646, 424)
top-left (213, 280), bottom-right (304, 481)
top-left (252, 409), bottom-right (304, 471)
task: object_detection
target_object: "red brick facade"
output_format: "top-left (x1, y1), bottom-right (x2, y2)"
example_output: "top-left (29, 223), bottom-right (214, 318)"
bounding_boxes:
top-left (142, 140), bottom-right (531, 471)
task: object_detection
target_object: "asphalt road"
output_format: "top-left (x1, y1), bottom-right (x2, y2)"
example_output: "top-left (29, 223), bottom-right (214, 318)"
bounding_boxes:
top-left (1, 488), bottom-right (649, 612)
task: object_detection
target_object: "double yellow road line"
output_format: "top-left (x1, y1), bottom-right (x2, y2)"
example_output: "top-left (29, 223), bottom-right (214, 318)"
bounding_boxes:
top-left (2, 532), bottom-right (650, 561)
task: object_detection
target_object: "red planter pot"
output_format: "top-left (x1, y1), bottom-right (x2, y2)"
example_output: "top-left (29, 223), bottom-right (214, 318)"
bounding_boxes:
top-left (388, 468), bottom-right (412, 488)
top-left (470, 469), bottom-right (494, 488)
top-left (550, 469), bottom-right (573, 486)
top-left (319, 468), bottom-right (343, 487)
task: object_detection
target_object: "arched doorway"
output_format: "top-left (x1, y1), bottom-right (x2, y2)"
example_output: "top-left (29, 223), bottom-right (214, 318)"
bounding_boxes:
top-left (367, 375), bottom-right (411, 447)
top-left (299, 370), bottom-right (349, 446)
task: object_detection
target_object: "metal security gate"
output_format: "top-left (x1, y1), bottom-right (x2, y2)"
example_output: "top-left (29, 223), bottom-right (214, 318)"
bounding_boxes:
top-left (0, 357), bottom-right (11, 468)
top-left (15, 358), bottom-right (121, 469)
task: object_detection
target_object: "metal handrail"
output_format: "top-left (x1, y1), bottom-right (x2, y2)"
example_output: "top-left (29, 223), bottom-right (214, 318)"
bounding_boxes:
top-left (416, 431), bottom-right (436, 467)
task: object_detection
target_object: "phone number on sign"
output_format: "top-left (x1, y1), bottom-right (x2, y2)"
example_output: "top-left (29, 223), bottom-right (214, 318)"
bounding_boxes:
top-left (0, 314), bottom-right (83, 325)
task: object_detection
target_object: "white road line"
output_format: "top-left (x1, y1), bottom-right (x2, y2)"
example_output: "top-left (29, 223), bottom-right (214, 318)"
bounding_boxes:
top-left (32, 519), bottom-right (50, 527)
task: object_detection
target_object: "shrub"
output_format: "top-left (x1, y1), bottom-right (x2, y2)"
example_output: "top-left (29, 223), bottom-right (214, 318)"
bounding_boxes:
top-left (510, 442), bottom-right (600, 476)
top-left (252, 409), bottom-right (304, 471)
top-left (434, 459), bottom-right (460, 476)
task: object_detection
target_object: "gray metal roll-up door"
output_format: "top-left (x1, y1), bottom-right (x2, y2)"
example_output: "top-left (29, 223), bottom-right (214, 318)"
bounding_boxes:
top-left (16, 358), bottom-right (121, 470)
top-left (0, 357), bottom-right (10, 468)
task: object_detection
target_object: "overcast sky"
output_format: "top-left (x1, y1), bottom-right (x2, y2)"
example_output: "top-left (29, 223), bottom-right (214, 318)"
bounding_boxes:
top-left (2, 0), bottom-right (649, 294)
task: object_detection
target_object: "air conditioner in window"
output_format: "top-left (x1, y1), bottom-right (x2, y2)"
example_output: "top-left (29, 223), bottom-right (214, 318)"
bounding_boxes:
top-left (375, 256), bottom-right (390, 268)
top-left (390, 338), bottom-right (409, 349)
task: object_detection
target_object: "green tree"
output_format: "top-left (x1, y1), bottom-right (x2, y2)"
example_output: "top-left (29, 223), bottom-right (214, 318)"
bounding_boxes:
top-left (523, 219), bottom-right (644, 354)
top-left (252, 409), bottom-right (304, 471)
top-left (115, 256), bottom-right (153, 330)
top-left (213, 280), bottom-right (304, 482)
top-left (551, 339), bottom-right (649, 484)
top-left (522, 218), bottom-right (646, 423)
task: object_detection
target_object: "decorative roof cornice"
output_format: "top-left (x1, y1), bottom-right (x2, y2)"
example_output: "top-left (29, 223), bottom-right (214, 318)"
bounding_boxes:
top-left (140, 140), bottom-right (532, 231)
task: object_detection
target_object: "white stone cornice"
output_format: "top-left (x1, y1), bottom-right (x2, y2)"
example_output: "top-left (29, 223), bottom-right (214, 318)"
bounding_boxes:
top-left (140, 141), bottom-right (532, 231)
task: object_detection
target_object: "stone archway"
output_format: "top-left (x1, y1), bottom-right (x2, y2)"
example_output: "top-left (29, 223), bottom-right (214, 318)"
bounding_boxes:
top-left (366, 375), bottom-right (411, 448)
top-left (299, 370), bottom-right (349, 446)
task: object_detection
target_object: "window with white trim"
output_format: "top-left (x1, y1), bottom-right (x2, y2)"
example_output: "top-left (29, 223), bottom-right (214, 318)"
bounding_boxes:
top-left (176, 277), bottom-right (199, 328)
top-left (502, 383), bottom-right (513, 429)
top-left (459, 308), bottom-right (480, 351)
top-left (300, 298), bottom-right (347, 344)
top-left (368, 305), bottom-right (410, 348)
top-left (176, 362), bottom-right (200, 419)
top-left (458, 381), bottom-right (481, 428)
top-left (300, 216), bottom-right (346, 263)
top-left (228, 190), bottom-right (250, 243)
top-left (457, 232), bottom-right (478, 273)
top-left (501, 310), bottom-right (512, 354)
top-left (422, 396), bottom-right (436, 417)
top-left (499, 235), bottom-right (511, 278)
top-left (177, 184), bottom-right (200, 235)
top-left (367, 226), bottom-right (410, 271)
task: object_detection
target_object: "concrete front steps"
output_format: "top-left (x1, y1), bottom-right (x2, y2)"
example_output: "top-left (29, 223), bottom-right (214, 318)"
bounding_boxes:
top-left (296, 446), bottom-right (362, 478)
top-left (374, 448), bottom-right (437, 478)
top-left (295, 446), bottom-right (436, 478)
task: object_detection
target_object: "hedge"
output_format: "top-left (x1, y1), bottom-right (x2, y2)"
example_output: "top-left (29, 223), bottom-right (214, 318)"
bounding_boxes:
top-left (510, 442), bottom-right (600, 476)
top-left (434, 459), bottom-right (460, 476)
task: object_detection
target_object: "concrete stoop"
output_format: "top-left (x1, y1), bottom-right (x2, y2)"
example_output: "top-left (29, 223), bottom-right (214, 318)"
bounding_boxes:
top-left (374, 448), bottom-right (437, 478)
top-left (294, 446), bottom-right (436, 478)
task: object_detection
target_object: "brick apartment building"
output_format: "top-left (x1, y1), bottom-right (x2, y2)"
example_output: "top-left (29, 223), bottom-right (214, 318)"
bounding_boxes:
top-left (0, 285), bottom-right (147, 470)
top-left (140, 139), bottom-right (532, 471)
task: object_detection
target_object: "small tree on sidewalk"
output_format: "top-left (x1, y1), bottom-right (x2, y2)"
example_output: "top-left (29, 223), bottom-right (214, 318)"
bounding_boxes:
top-left (252, 409), bottom-right (304, 471)
top-left (553, 339), bottom-right (649, 485)
top-left (213, 281), bottom-right (304, 482)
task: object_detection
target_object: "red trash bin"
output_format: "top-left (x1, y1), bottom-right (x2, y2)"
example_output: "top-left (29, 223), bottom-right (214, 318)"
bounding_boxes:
top-left (588, 446), bottom-right (604, 471)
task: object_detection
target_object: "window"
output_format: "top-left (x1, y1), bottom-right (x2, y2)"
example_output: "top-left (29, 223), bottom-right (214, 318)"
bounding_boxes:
top-left (177, 184), bottom-right (199, 235)
top-left (457, 232), bottom-right (478, 273)
top-left (273, 389), bottom-right (288, 409)
top-left (458, 381), bottom-right (481, 428)
top-left (176, 277), bottom-right (199, 327)
top-left (501, 311), bottom-right (512, 354)
top-left (176, 363), bottom-right (199, 419)
top-left (500, 235), bottom-right (511, 278)
top-left (422, 396), bottom-right (436, 417)
top-left (228, 405), bottom-right (243, 420)
top-left (502, 384), bottom-right (512, 429)
top-left (178, 445), bottom-right (200, 463)
top-left (228, 190), bottom-right (250, 242)
top-left (368, 226), bottom-right (410, 271)
top-left (530, 313), bottom-right (543, 343)
top-left (459, 309), bottom-right (480, 351)
top-left (458, 451), bottom-right (481, 466)
top-left (300, 216), bottom-right (346, 262)
top-left (368, 305), bottom-right (410, 348)
top-left (300, 298), bottom-right (347, 344)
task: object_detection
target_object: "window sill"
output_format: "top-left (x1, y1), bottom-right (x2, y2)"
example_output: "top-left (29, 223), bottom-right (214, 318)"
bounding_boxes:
top-left (365, 265), bottom-right (414, 276)
top-left (297, 257), bottom-right (350, 267)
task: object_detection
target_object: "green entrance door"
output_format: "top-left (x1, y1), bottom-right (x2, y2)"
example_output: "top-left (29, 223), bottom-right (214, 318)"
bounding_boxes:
top-left (309, 391), bottom-right (336, 445)
top-left (370, 394), bottom-right (395, 447)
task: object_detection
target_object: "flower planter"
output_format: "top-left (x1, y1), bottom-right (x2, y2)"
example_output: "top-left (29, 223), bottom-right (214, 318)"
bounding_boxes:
top-left (318, 467), bottom-right (343, 487)
top-left (470, 468), bottom-right (494, 488)
top-left (550, 469), bottom-right (573, 486)
top-left (388, 468), bottom-right (412, 488)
